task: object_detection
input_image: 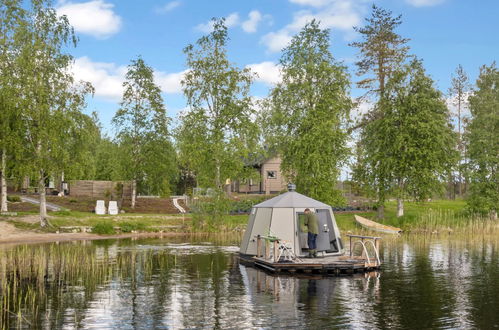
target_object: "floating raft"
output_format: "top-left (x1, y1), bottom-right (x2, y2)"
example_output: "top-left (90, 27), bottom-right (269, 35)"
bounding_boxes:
top-left (354, 215), bottom-right (402, 234)
top-left (239, 234), bottom-right (382, 276)
top-left (249, 255), bottom-right (380, 276)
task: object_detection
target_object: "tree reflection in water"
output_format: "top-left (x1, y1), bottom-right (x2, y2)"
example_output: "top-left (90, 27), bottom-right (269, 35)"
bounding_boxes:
top-left (0, 236), bottom-right (497, 329)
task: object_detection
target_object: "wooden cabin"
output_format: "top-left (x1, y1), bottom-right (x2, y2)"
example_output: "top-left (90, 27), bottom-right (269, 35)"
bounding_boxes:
top-left (233, 156), bottom-right (288, 195)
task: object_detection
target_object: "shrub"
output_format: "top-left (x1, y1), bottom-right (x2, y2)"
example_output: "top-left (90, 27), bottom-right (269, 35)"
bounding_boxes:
top-left (191, 191), bottom-right (232, 229)
top-left (92, 222), bottom-right (115, 235)
top-left (120, 221), bottom-right (147, 233)
top-left (7, 195), bottom-right (21, 203)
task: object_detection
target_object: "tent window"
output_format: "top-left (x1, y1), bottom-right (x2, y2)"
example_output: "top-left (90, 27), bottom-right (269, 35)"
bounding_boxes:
top-left (267, 171), bottom-right (277, 179)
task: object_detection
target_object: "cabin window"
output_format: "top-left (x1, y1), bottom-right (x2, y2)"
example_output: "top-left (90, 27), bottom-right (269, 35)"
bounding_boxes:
top-left (267, 171), bottom-right (277, 179)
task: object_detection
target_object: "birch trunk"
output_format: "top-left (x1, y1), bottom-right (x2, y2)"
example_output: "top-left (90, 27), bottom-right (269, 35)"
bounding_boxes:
top-left (215, 159), bottom-right (221, 190)
top-left (397, 179), bottom-right (404, 217)
top-left (39, 170), bottom-right (48, 227)
top-left (0, 148), bottom-right (7, 213)
top-left (397, 198), bottom-right (404, 217)
top-left (131, 179), bottom-right (136, 209)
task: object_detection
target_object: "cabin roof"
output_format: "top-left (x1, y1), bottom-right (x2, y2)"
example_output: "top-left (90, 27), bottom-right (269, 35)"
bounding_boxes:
top-left (254, 191), bottom-right (331, 208)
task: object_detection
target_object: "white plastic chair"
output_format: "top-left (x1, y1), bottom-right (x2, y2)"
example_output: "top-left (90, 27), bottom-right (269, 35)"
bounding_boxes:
top-left (108, 201), bottom-right (119, 215)
top-left (95, 200), bottom-right (106, 215)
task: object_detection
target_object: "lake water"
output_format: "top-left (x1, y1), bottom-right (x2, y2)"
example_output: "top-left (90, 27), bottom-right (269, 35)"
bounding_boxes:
top-left (0, 235), bottom-right (498, 329)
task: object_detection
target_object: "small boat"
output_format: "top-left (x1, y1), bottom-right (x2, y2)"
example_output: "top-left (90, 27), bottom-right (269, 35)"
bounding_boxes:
top-left (354, 215), bottom-right (402, 234)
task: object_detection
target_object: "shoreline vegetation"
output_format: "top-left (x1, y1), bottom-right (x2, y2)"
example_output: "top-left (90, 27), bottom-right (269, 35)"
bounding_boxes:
top-left (0, 199), bottom-right (497, 246)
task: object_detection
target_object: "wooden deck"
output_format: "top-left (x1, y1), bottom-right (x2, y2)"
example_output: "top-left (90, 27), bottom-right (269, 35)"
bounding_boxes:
top-left (246, 254), bottom-right (381, 276)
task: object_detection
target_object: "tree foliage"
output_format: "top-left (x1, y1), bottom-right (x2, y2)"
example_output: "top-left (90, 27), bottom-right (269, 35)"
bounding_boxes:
top-left (449, 64), bottom-right (471, 196)
top-left (178, 18), bottom-right (258, 190)
top-left (262, 20), bottom-right (351, 205)
top-left (15, 0), bottom-right (93, 226)
top-left (350, 4), bottom-right (410, 98)
top-left (0, 0), bottom-right (25, 212)
top-left (354, 60), bottom-right (457, 216)
top-left (465, 63), bottom-right (498, 217)
top-left (113, 57), bottom-right (176, 203)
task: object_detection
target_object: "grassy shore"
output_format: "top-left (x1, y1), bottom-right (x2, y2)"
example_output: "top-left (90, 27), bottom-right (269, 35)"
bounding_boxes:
top-left (3, 199), bottom-right (496, 237)
top-left (335, 199), bottom-right (497, 235)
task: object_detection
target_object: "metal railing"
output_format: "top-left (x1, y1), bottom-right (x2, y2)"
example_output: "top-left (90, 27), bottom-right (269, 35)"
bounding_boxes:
top-left (347, 234), bottom-right (382, 267)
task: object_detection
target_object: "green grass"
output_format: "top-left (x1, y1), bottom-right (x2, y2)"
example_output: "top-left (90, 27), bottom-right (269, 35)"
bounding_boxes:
top-left (6, 199), bottom-right (495, 236)
top-left (334, 199), bottom-right (497, 235)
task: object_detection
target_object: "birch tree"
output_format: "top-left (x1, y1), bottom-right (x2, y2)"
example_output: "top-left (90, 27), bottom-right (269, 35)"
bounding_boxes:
top-left (0, 0), bottom-right (24, 212)
top-left (113, 57), bottom-right (174, 207)
top-left (17, 0), bottom-right (92, 226)
top-left (262, 20), bottom-right (351, 205)
top-left (356, 60), bottom-right (456, 217)
top-left (466, 63), bottom-right (498, 218)
top-left (179, 18), bottom-right (258, 190)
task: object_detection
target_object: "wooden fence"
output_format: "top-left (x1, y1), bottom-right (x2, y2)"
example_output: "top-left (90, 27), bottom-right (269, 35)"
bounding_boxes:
top-left (69, 180), bottom-right (132, 199)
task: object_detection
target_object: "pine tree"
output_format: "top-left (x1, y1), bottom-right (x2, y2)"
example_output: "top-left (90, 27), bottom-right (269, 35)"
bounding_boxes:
top-left (449, 65), bottom-right (471, 196)
top-left (350, 5), bottom-right (410, 218)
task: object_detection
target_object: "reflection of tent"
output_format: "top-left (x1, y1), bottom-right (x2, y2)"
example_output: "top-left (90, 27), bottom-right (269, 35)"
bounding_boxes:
top-left (239, 185), bottom-right (343, 258)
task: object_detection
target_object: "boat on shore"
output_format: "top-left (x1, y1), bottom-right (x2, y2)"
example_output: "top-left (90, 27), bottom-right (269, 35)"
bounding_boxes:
top-left (354, 215), bottom-right (402, 234)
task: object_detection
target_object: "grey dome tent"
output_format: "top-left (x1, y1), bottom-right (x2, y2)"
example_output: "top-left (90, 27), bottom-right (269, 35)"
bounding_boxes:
top-left (239, 186), bottom-right (344, 258)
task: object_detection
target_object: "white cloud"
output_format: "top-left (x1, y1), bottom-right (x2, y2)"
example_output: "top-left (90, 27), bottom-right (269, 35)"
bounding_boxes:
top-left (57, 0), bottom-right (122, 39)
top-left (406, 0), bottom-right (446, 7)
top-left (261, 30), bottom-right (293, 53)
top-left (154, 70), bottom-right (189, 94)
top-left (242, 10), bottom-right (262, 33)
top-left (196, 12), bottom-right (240, 33)
top-left (289, 0), bottom-right (331, 8)
top-left (155, 1), bottom-right (181, 14)
top-left (71, 57), bottom-right (186, 101)
top-left (72, 56), bottom-right (125, 101)
top-left (247, 61), bottom-right (282, 86)
top-left (261, 0), bottom-right (368, 52)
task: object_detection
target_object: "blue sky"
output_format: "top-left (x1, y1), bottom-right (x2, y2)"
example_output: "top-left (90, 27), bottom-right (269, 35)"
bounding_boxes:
top-left (55, 0), bottom-right (499, 134)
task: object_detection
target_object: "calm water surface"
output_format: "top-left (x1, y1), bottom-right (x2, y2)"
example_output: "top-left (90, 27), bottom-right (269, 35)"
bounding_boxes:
top-left (1, 235), bottom-right (498, 329)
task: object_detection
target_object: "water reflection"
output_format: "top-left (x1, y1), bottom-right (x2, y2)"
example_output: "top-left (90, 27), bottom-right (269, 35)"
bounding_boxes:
top-left (0, 236), bottom-right (497, 329)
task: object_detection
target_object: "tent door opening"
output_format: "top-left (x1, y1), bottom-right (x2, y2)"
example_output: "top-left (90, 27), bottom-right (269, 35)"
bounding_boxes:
top-left (297, 210), bottom-right (339, 253)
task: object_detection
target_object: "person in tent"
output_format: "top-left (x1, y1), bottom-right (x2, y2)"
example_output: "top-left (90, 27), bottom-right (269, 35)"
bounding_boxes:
top-left (304, 208), bottom-right (319, 258)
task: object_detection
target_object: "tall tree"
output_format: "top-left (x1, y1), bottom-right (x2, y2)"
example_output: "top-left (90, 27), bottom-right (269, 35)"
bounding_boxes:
top-left (16, 0), bottom-right (92, 226)
top-left (0, 0), bottom-right (24, 212)
top-left (465, 63), bottom-right (498, 218)
top-left (355, 60), bottom-right (457, 217)
top-left (179, 18), bottom-right (258, 190)
top-left (113, 57), bottom-right (174, 207)
top-left (350, 5), bottom-right (410, 218)
top-left (350, 5), bottom-right (410, 100)
top-left (449, 65), bottom-right (471, 196)
top-left (262, 20), bottom-right (351, 205)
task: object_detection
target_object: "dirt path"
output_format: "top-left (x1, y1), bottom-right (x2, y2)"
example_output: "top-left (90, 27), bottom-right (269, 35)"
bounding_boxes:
top-left (20, 196), bottom-right (63, 211)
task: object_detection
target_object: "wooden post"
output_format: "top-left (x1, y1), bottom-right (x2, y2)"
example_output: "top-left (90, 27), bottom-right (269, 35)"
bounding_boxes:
top-left (265, 240), bottom-right (270, 260)
top-left (274, 241), bottom-right (279, 262)
top-left (256, 236), bottom-right (261, 257)
top-left (349, 236), bottom-right (353, 257)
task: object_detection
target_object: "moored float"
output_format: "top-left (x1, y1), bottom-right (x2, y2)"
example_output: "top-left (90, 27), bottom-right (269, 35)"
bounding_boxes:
top-left (238, 184), bottom-right (382, 275)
